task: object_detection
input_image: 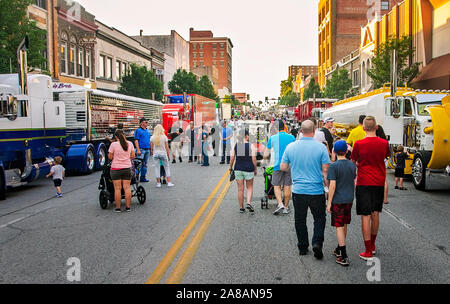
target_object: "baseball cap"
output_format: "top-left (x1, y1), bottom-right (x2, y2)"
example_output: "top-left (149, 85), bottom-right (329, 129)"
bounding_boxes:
top-left (324, 117), bottom-right (335, 123)
top-left (140, 117), bottom-right (148, 123)
top-left (334, 140), bottom-right (348, 153)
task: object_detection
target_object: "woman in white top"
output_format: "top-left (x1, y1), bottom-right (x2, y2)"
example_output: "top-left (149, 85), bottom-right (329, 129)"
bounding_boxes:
top-left (151, 125), bottom-right (174, 187)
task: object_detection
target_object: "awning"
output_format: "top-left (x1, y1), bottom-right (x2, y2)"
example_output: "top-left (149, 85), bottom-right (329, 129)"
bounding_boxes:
top-left (413, 53), bottom-right (450, 82)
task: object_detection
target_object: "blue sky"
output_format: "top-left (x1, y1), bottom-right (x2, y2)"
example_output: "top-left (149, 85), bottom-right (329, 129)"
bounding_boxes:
top-left (77, 0), bottom-right (319, 103)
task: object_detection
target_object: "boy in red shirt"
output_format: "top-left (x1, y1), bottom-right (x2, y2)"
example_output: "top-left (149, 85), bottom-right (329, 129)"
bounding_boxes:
top-left (351, 116), bottom-right (390, 260)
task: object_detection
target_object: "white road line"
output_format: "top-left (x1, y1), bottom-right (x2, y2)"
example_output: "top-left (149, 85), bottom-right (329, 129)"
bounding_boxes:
top-left (0, 216), bottom-right (28, 229)
top-left (384, 208), bottom-right (414, 230)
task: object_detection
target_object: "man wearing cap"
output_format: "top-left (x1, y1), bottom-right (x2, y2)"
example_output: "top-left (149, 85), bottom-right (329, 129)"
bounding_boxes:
top-left (322, 117), bottom-right (335, 154)
top-left (134, 118), bottom-right (151, 182)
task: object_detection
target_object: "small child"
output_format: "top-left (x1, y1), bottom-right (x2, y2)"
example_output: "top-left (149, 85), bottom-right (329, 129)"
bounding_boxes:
top-left (395, 145), bottom-right (409, 190)
top-left (327, 140), bottom-right (357, 267)
top-left (46, 156), bottom-right (65, 197)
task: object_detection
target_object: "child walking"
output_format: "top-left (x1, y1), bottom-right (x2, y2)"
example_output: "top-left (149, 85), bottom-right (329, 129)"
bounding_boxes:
top-left (327, 140), bottom-right (357, 267)
top-left (395, 145), bottom-right (409, 190)
top-left (46, 156), bottom-right (65, 198)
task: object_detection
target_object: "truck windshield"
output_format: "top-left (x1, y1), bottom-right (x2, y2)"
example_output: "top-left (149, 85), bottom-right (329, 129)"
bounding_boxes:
top-left (418, 102), bottom-right (440, 116)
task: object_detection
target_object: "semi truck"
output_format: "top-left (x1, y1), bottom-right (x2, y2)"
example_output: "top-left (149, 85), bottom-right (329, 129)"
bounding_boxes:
top-left (0, 40), bottom-right (163, 199)
top-left (322, 86), bottom-right (450, 190)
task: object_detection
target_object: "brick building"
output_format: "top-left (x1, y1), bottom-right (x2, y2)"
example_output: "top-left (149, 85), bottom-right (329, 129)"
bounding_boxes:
top-left (288, 65), bottom-right (318, 80)
top-left (318, 0), bottom-right (396, 88)
top-left (189, 28), bottom-right (233, 97)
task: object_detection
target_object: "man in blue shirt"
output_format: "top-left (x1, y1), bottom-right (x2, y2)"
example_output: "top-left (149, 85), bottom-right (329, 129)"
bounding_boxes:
top-left (281, 120), bottom-right (330, 259)
top-left (134, 117), bottom-right (151, 182)
top-left (263, 120), bottom-right (296, 215)
top-left (220, 120), bottom-right (233, 164)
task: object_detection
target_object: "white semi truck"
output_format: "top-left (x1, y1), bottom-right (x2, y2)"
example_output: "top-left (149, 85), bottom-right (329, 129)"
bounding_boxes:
top-left (323, 86), bottom-right (450, 190)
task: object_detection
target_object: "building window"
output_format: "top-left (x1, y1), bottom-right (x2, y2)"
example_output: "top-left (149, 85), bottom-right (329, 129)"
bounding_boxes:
top-left (99, 55), bottom-right (105, 78)
top-left (220, 52), bottom-right (224, 58)
top-left (199, 43), bottom-right (203, 49)
top-left (60, 41), bottom-right (67, 74)
top-left (192, 44), bottom-right (197, 50)
top-left (213, 60), bottom-right (217, 66)
top-left (85, 49), bottom-right (92, 79)
top-left (220, 43), bottom-right (224, 49)
top-left (199, 52), bottom-right (203, 58)
top-left (69, 45), bottom-right (75, 75)
top-left (116, 60), bottom-right (122, 80)
top-left (77, 48), bottom-right (84, 77)
top-left (220, 60), bottom-right (224, 67)
top-left (381, 1), bottom-right (389, 10)
top-left (213, 43), bottom-right (217, 49)
top-left (122, 62), bottom-right (127, 76)
top-left (106, 57), bottom-right (112, 79)
top-left (193, 53), bottom-right (196, 58)
top-left (213, 52), bottom-right (217, 58)
top-left (34, 0), bottom-right (47, 9)
top-left (200, 61), bottom-right (203, 67)
top-left (353, 70), bottom-right (359, 87)
top-left (193, 61), bottom-right (197, 68)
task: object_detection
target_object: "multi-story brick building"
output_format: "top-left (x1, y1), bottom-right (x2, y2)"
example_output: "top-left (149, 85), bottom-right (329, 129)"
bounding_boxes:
top-left (189, 28), bottom-right (233, 97)
top-left (289, 65), bottom-right (318, 80)
top-left (318, 0), bottom-right (396, 88)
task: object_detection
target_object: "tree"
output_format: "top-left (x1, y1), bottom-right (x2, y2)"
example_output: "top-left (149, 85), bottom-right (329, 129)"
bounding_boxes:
top-left (119, 64), bottom-right (164, 101)
top-left (324, 68), bottom-right (353, 100)
top-left (280, 76), bottom-right (294, 98)
top-left (303, 78), bottom-right (323, 100)
top-left (198, 75), bottom-right (218, 101)
top-left (279, 91), bottom-right (299, 107)
top-left (0, 0), bottom-right (47, 73)
top-left (367, 36), bottom-right (421, 89)
top-left (168, 69), bottom-right (200, 94)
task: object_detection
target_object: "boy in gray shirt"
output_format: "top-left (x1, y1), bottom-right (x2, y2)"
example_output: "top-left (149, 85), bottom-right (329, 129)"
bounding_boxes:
top-left (46, 156), bottom-right (65, 198)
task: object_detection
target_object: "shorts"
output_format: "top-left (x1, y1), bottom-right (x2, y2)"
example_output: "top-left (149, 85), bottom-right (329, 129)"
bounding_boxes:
top-left (331, 203), bottom-right (353, 227)
top-left (355, 186), bottom-right (384, 216)
top-left (53, 179), bottom-right (62, 187)
top-left (235, 170), bottom-right (255, 181)
top-left (272, 170), bottom-right (292, 186)
top-left (395, 168), bottom-right (405, 178)
top-left (110, 168), bottom-right (132, 181)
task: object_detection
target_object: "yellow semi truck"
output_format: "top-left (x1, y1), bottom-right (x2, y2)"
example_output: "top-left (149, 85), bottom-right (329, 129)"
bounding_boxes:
top-left (323, 87), bottom-right (450, 190)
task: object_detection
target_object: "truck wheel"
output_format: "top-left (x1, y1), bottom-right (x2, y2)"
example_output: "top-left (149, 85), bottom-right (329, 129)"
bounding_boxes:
top-left (412, 151), bottom-right (432, 190)
top-left (85, 147), bottom-right (95, 174)
top-left (96, 144), bottom-right (107, 171)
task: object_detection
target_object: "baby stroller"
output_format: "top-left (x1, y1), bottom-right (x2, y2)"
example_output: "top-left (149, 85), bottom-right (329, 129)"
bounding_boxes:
top-left (260, 166), bottom-right (275, 209)
top-left (98, 158), bottom-right (147, 209)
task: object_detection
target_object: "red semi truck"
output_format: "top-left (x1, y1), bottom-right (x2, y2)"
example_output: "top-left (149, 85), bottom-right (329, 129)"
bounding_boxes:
top-left (162, 94), bottom-right (217, 137)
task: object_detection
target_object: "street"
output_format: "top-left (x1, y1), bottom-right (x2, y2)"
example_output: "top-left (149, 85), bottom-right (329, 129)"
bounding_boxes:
top-left (1, 154), bottom-right (449, 284)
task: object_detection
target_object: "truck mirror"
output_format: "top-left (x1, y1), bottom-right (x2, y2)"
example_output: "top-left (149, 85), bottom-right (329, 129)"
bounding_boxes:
top-left (1, 95), bottom-right (18, 121)
top-left (392, 99), bottom-right (401, 119)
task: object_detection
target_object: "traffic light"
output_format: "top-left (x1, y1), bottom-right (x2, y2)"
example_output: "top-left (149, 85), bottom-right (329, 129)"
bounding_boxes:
top-left (247, 94), bottom-right (250, 100)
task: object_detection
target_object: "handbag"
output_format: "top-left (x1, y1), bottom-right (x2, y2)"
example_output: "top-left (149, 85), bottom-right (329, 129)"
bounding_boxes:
top-left (229, 169), bottom-right (235, 182)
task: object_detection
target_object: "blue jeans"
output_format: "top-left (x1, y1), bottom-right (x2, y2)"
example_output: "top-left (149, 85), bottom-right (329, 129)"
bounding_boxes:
top-left (137, 148), bottom-right (150, 181)
top-left (293, 193), bottom-right (326, 250)
top-left (202, 143), bottom-right (209, 166)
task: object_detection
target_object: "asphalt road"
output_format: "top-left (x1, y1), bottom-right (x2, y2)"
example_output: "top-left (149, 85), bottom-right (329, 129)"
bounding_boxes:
top-left (0, 152), bottom-right (449, 284)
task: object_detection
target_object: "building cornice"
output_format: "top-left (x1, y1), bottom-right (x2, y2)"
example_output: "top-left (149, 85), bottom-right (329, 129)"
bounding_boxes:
top-left (97, 30), bottom-right (154, 61)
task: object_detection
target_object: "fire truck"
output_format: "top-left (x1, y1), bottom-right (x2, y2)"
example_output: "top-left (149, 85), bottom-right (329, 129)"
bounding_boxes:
top-left (322, 86), bottom-right (450, 190)
top-left (294, 98), bottom-right (337, 122)
top-left (162, 94), bottom-right (217, 137)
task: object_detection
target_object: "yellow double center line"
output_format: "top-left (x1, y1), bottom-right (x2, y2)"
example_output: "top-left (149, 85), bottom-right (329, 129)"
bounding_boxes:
top-left (146, 170), bottom-right (231, 284)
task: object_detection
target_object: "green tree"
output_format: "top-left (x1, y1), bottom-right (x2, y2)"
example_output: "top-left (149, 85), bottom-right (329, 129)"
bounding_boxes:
top-left (280, 76), bottom-right (294, 98)
top-left (0, 0), bottom-right (47, 73)
top-left (279, 91), bottom-right (299, 107)
top-left (303, 78), bottom-right (323, 100)
top-left (367, 36), bottom-right (421, 89)
top-left (198, 75), bottom-right (219, 101)
top-left (324, 68), bottom-right (353, 100)
top-left (119, 64), bottom-right (164, 101)
top-left (168, 69), bottom-right (200, 94)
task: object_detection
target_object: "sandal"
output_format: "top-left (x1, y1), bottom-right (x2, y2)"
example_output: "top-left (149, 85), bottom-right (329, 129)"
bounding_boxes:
top-left (240, 208), bottom-right (246, 213)
top-left (246, 204), bottom-right (255, 212)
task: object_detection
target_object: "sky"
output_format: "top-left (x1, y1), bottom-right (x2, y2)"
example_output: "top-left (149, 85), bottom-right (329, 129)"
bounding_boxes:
top-left (77, 0), bottom-right (319, 104)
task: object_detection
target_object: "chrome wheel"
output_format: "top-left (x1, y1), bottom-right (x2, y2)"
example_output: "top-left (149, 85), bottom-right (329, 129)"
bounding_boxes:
top-left (412, 157), bottom-right (423, 186)
top-left (87, 149), bottom-right (95, 172)
top-left (98, 147), bottom-right (106, 168)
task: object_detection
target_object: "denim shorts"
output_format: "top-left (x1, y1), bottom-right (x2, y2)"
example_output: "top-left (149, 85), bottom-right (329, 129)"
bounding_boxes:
top-left (235, 170), bottom-right (254, 181)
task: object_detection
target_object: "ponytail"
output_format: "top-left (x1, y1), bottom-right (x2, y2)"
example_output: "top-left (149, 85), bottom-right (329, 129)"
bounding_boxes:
top-left (115, 129), bottom-right (128, 151)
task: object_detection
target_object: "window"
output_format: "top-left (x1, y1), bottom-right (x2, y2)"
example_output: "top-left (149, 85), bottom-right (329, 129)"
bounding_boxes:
top-left (106, 57), bottom-right (112, 79)
top-left (220, 43), bottom-right (224, 49)
top-left (122, 62), bottom-right (127, 76)
top-left (99, 55), bottom-right (105, 78)
top-left (193, 53), bottom-right (197, 58)
top-left (200, 61), bottom-right (203, 67)
top-left (192, 44), bottom-right (197, 50)
top-left (193, 61), bottom-right (197, 68)
top-left (381, 1), bottom-right (389, 10)
top-left (199, 43), bottom-right (203, 49)
top-left (213, 60), bottom-right (217, 66)
top-left (34, 0), bottom-right (47, 9)
top-left (220, 52), bottom-right (224, 58)
top-left (199, 52), bottom-right (203, 58)
top-left (85, 50), bottom-right (91, 79)
top-left (77, 48), bottom-right (84, 77)
top-left (213, 52), bottom-right (217, 58)
top-left (213, 43), bottom-right (217, 49)
top-left (69, 45), bottom-right (75, 75)
top-left (116, 60), bottom-right (121, 80)
top-left (60, 41), bottom-right (67, 74)
top-left (353, 70), bottom-right (359, 87)
top-left (220, 61), bottom-right (224, 67)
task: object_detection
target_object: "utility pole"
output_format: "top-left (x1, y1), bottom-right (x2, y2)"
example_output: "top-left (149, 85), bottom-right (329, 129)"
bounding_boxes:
top-left (390, 49), bottom-right (398, 97)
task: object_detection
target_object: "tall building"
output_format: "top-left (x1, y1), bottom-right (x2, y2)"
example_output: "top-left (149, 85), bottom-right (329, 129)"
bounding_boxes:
top-left (289, 65), bottom-right (318, 80)
top-left (189, 28), bottom-right (233, 97)
top-left (318, 0), bottom-right (396, 88)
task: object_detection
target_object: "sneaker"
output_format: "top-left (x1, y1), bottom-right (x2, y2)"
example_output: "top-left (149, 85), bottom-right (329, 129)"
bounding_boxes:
top-left (336, 256), bottom-right (350, 267)
top-left (240, 208), bottom-right (246, 213)
top-left (359, 251), bottom-right (374, 261)
top-left (282, 208), bottom-right (291, 214)
top-left (220, 161), bottom-right (225, 164)
top-left (273, 204), bottom-right (284, 215)
top-left (299, 249), bottom-right (308, 256)
top-left (156, 183), bottom-right (162, 188)
top-left (56, 193), bottom-right (62, 198)
top-left (140, 179), bottom-right (150, 183)
top-left (114, 208), bottom-right (122, 213)
top-left (395, 186), bottom-right (399, 189)
top-left (179, 157), bottom-right (182, 163)
top-left (333, 248), bottom-right (342, 257)
top-left (125, 207), bottom-right (131, 212)
top-left (313, 245), bottom-right (324, 260)
top-left (246, 204), bottom-right (255, 213)
top-left (371, 244), bottom-right (377, 255)
top-left (172, 160), bottom-right (176, 164)
top-left (167, 182), bottom-right (175, 187)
